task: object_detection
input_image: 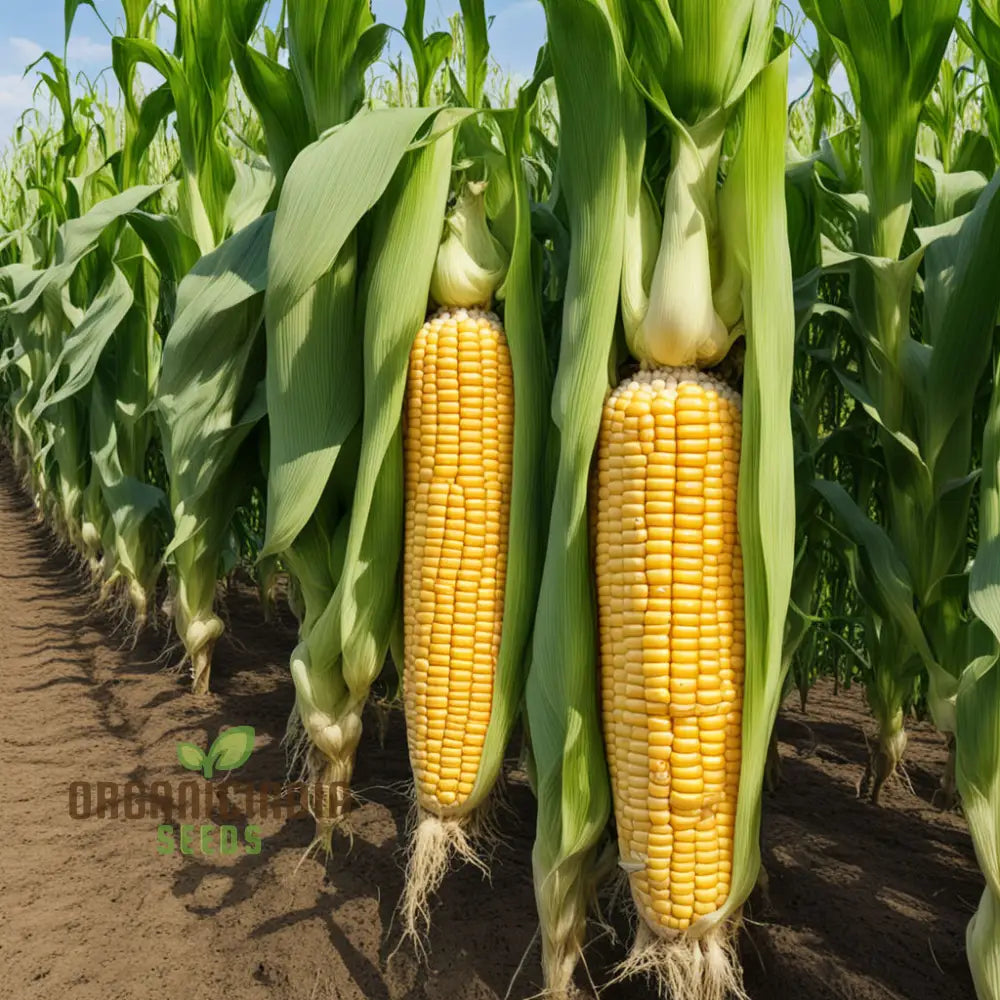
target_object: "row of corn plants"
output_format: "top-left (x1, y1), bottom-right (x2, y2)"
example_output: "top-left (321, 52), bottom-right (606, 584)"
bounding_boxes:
top-left (0, 1), bottom-right (999, 997)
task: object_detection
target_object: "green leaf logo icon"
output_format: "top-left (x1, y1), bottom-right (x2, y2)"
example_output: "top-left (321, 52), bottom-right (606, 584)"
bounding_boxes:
top-left (176, 726), bottom-right (255, 778)
top-left (177, 742), bottom-right (206, 772)
top-left (207, 726), bottom-right (256, 774)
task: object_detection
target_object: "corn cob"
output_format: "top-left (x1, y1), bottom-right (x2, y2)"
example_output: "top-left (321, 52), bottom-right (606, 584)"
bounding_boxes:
top-left (595, 366), bottom-right (744, 935)
top-left (403, 306), bottom-right (513, 813)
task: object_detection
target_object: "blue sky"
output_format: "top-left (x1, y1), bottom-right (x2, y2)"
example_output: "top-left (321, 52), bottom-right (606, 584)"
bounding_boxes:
top-left (0, 1), bottom-right (831, 143)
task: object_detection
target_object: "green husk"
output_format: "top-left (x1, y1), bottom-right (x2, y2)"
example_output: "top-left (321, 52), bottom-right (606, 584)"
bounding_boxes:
top-left (525, 0), bottom-right (626, 990)
top-left (269, 109), bottom-right (460, 846)
top-left (960, 356), bottom-right (1000, 1000)
top-left (429, 182), bottom-right (508, 309)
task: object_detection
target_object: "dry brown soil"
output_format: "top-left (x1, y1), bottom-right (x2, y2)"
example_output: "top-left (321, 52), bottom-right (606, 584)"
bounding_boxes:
top-left (0, 454), bottom-right (981, 1000)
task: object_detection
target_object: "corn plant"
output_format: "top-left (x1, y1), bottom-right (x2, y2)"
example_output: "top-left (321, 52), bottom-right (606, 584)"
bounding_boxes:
top-left (796, 0), bottom-right (1000, 806)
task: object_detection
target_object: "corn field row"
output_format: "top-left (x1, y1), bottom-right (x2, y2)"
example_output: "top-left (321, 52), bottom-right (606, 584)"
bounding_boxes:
top-left (1, 1), bottom-right (999, 998)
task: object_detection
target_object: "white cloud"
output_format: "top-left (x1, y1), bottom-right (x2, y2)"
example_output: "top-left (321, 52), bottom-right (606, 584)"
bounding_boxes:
top-left (9, 36), bottom-right (44, 64)
top-left (0, 32), bottom-right (116, 155)
top-left (0, 72), bottom-right (42, 153)
top-left (0, 32), bottom-right (114, 146)
top-left (0, 73), bottom-right (36, 109)
top-left (67, 35), bottom-right (113, 65)
top-left (6, 34), bottom-right (112, 72)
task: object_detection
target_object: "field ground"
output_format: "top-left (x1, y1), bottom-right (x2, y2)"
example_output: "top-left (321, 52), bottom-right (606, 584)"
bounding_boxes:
top-left (0, 454), bottom-right (982, 1000)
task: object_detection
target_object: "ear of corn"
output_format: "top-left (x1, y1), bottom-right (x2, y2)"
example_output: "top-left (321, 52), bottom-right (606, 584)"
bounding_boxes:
top-left (399, 305), bottom-right (515, 942)
top-left (526, 0), bottom-right (795, 985)
top-left (599, 51), bottom-right (796, 995)
top-left (397, 45), bottom-right (551, 935)
top-left (403, 307), bottom-right (514, 814)
top-left (240, 6), bottom-right (456, 839)
top-left (596, 368), bottom-right (744, 935)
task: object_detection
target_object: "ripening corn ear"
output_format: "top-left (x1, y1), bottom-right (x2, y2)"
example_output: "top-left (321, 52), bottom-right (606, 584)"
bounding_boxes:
top-left (526, 1), bottom-right (795, 990)
top-left (399, 307), bottom-right (514, 940)
top-left (403, 307), bottom-right (513, 814)
top-left (396, 62), bottom-right (550, 938)
top-left (397, 181), bottom-right (519, 943)
top-left (596, 368), bottom-right (744, 939)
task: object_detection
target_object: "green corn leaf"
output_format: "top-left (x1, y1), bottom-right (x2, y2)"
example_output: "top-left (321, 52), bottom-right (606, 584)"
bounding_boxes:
top-left (130, 85), bottom-right (175, 180)
top-left (287, 0), bottom-right (388, 134)
top-left (225, 0), bottom-right (312, 191)
top-left (956, 654), bottom-right (1000, 1000)
top-left (807, 0), bottom-right (959, 259)
top-left (125, 209), bottom-right (203, 282)
top-left (157, 213), bottom-right (272, 519)
top-left (913, 161), bottom-right (988, 227)
top-left (402, 0), bottom-right (452, 106)
top-left (973, 365), bottom-right (1000, 651)
top-left (64, 1), bottom-right (101, 45)
top-left (337, 130), bottom-right (456, 699)
top-left (458, 0), bottom-right (490, 108)
top-left (33, 263), bottom-right (134, 416)
top-left (814, 477), bottom-right (961, 729)
top-left (155, 214), bottom-right (271, 685)
top-left (112, 1), bottom-right (236, 252)
top-left (263, 107), bottom-right (446, 556)
top-left (920, 171), bottom-right (1000, 476)
top-left (7, 184), bottom-right (161, 317)
top-left (89, 368), bottom-right (166, 600)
